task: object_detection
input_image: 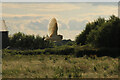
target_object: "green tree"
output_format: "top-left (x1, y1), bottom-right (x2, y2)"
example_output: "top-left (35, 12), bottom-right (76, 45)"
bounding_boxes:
top-left (76, 15), bottom-right (120, 48)
top-left (75, 17), bottom-right (105, 45)
top-left (9, 32), bottom-right (53, 49)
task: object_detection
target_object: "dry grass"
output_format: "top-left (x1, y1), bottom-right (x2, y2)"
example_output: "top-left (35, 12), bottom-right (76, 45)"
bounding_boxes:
top-left (2, 54), bottom-right (118, 78)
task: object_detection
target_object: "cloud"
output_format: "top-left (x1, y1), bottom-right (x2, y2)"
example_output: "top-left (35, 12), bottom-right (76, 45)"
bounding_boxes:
top-left (2, 3), bottom-right (117, 23)
top-left (2, 3), bottom-right (80, 13)
top-left (78, 4), bottom-right (117, 17)
top-left (7, 20), bottom-right (48, 36)
top-left (3, 3), bottom-right (118, 40)
top-left (68, 20), bottom-right (88, 30)
top-left (90, 2), bottom-right (117, 6)
top-left (10, 16), bottom-right (43, 20)
top-left (59, 30), bottom-right (81, 40)
top-left (2, 13), bottom-right (59, 18)
top-left (58, 21), bottom-right (68, 30)
top-left (26, 19), bottom-right (49, 30)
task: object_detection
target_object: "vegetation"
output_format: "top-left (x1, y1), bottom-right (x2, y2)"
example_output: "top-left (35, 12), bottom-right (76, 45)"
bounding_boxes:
top-left (75, 15), bottom-right (120, 48)
top-left (3, 45), bottom-right (119, 58)
top-left (2, 15), bottom-right (120, 78)
top-left (6, 15), bottom-right (120, 57)
top-left (8, 32), bottom-right (53, 49)
top-left (2, 53), bottom-right (118, 78)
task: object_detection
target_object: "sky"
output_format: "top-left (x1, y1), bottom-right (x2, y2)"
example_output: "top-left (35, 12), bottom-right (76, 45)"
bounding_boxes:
top-left (2, 2), bottom-right (118, 40)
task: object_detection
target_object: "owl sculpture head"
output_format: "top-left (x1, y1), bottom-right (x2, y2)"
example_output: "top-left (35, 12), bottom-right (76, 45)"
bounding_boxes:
top-left (48, 18), bottom-right (58, 37)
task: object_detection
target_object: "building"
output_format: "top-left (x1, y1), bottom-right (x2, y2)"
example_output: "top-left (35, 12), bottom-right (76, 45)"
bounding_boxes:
top-left (0, 20), bottom-right (9, 49)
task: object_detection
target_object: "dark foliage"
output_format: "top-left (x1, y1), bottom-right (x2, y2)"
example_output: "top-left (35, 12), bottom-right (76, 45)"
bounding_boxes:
top-left (75, 15), bottom-right (120, 48)
top-left (8, 32), bottom-right (53, 49)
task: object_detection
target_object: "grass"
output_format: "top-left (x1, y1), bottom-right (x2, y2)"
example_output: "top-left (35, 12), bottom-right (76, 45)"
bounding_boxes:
top-left (3, 45), bottom-right (119, 58)
top-left (2, 53), bottom-right (118, 78)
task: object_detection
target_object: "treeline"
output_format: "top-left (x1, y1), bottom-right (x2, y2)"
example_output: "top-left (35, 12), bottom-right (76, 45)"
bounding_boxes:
top-left (8, 32), bottom-right (53, 49)
top-left (3, 15), bottom-right (120, 57)
top-left (75, 15), bottom-right (120, 48)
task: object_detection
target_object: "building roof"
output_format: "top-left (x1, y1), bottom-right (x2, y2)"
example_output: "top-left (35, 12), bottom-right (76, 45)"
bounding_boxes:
top-left (0, 20), bottom-right (8, 31)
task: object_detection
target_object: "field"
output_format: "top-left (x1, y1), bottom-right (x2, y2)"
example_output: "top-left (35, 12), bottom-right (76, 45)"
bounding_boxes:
top-left (2, 53), bottom-right (118, 78)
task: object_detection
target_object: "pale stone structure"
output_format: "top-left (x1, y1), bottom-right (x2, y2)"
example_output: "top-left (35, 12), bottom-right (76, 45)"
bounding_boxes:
top-left (45, 18), bottom-right (63, 42)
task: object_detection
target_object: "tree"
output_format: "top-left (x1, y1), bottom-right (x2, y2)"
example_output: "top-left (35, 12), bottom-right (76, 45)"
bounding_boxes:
top-left (75, 17), bottom-right (105, 45)
top-left (75, 15), bottom-right (120, 48)
top-left (9, 32), bottom-right (53, 49)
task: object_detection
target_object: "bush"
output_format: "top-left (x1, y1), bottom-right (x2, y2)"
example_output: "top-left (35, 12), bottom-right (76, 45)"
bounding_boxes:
top-left (75, 15), bottom-right (120, 48)
top-left (75, 17), bottom-right (105, 45)
top-left (2, 45), bottom-right (74, 55)
top-left (3, 46), bottom-right (120, 58)
top-left (44, 45), bottom-right (74, 55)
top-left (9, 32), bottom-right (53, 49)
top-left (74, 45), bottom-right (120, 58)
top-left (3, 49), bottom-right (45, 55)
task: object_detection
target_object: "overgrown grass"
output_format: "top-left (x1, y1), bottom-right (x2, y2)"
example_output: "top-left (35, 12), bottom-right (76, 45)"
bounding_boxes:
top-left (2, 45), bottom-right (74, 56)
top-left (2, 54), bottom-right (118, 78)
top-left (2, 45), bottom-right (119, 78)
top-left (3, 45), bottom-right (120, 58)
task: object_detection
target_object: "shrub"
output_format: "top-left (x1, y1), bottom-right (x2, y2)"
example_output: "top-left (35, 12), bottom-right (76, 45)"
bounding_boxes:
top-left (44, 45), bottom-right (74, 55)
top-left (75, 15), bottom-right (120, 48)
top-left (9, 32), bottom-right (53, 49)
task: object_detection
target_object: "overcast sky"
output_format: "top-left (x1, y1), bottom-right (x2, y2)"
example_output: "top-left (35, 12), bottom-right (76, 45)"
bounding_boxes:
top-left (2, 2), bottom-right (118, 40)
